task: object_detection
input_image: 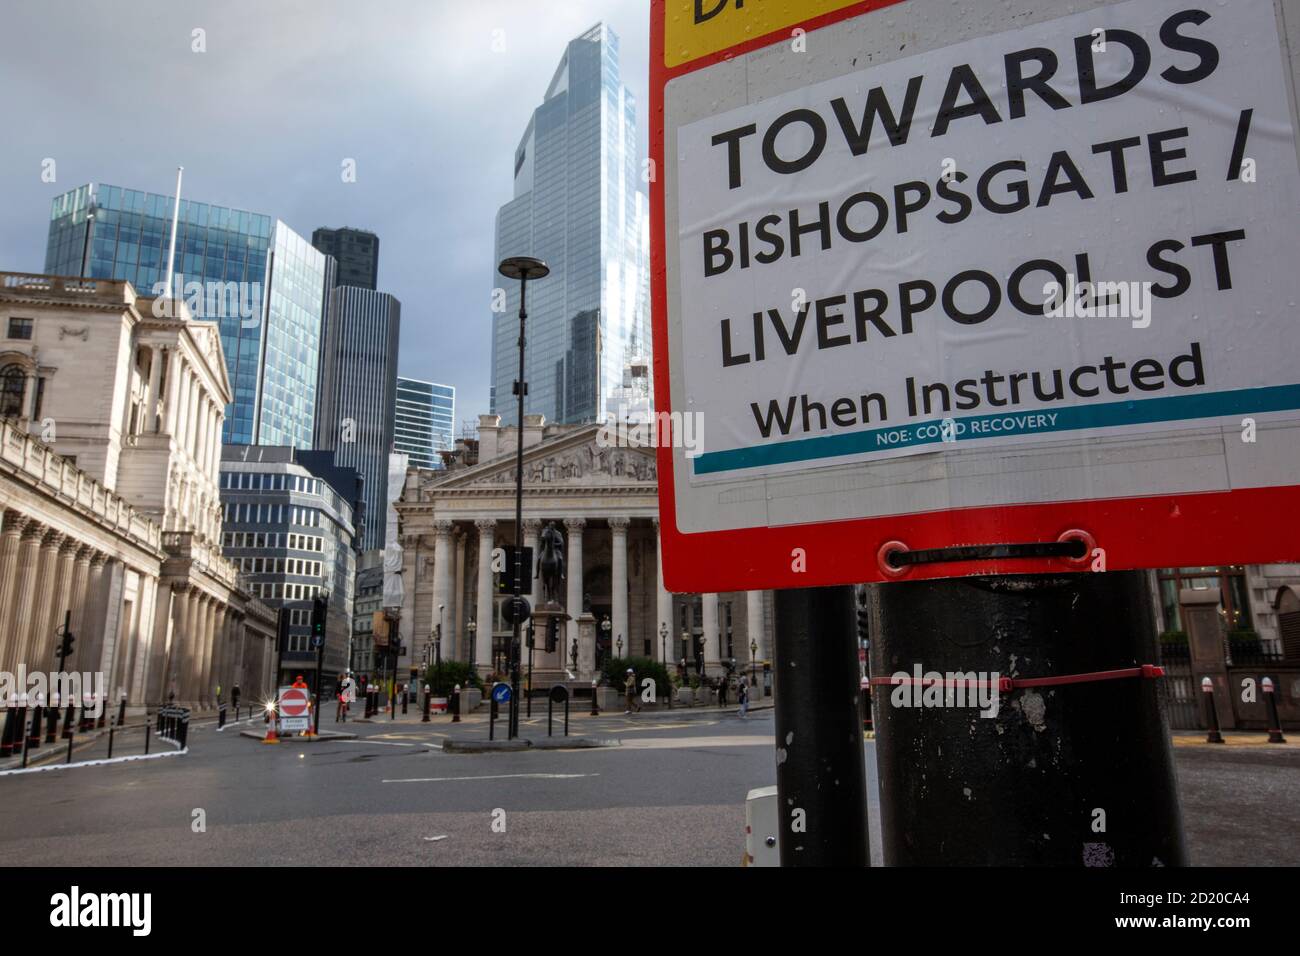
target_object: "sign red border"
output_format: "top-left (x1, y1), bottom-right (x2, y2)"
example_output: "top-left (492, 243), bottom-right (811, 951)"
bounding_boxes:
top-left (648, 0), bottom-right (1300, 591)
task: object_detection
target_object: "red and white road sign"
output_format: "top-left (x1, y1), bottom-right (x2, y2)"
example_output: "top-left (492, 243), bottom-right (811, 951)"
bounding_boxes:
top-left (279, 687), bottom-right (310, 718)
top-left (651, 0), bottom-right (1300, 591)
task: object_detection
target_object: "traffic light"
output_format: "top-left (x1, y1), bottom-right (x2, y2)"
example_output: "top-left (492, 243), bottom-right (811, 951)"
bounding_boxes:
top-left (311, 594), bottom-right (328, 644)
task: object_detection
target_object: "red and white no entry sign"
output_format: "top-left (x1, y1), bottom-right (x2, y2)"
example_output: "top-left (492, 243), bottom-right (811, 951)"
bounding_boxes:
top-left (279, 687), bottom-right (310, 718)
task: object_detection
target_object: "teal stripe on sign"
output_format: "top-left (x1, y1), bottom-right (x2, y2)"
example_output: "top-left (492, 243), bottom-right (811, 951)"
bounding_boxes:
top-left (691, 385), bottom-right (1300, 476)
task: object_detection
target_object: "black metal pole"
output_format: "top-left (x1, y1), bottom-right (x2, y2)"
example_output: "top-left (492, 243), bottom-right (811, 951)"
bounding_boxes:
top-left (312, 631), bottom-right (324, 736)
top-left (508, 276), bottom-right (528, 740)
top-left (773, 586), bottom-right (869, 867)
top-left (869, 571), bottom-right (1187, 866)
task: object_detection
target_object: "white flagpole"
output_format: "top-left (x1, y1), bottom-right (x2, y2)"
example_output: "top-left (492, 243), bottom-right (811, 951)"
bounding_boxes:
top-left (163, 165), bottom-right (184, 316)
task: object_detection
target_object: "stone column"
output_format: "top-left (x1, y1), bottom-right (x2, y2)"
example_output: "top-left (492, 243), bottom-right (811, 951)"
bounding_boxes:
top-left (163, 349), bottom-right (181, 434)
top-left (22, 530), bottom-right (64, 673)
top-left (6, 521), bottom-right (44, 672)
top-left (474, 520), bottom-right (495, 671)
top-left (45, 537), bottom-right (79, 667)
top-left (147, 345), bottom-right (163, 430)
top-left (453, 530), bottom-right (467, 658)
top-left (80, 553), bottom-right (110, 671)
top-left (65, 545), bottom-right (95, 669)
top-left (199, 597), bottom-right (219, 706)
top-left (702, 592), bottom-right (720, 674)
top-left (0, 513), bottom-right (33, 669)
top-left (431, 520), bottom-right (453, 662)
top-left (746, 590), bottom-right (765, 666)
top-left (178, 590), bottom-right (202, 704)
top-left (655, 519), bottom-right (673, 665)
top-left (609, 517), bottom-right (630, 658)
top-left (564, 518), bottom-right (586, 656)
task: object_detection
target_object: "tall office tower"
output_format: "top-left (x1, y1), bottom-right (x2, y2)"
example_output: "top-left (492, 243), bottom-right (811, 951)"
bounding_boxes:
top-left (489, 23), bottom-right (650, 426)
top-left (311, 227), bottom-right (380, 291)
top-left (394, 377), bottom-right (455, 469)
top-left (45, 183), bottom-right (330, 448)
top-left (313, 285), bottom-right (400, 550)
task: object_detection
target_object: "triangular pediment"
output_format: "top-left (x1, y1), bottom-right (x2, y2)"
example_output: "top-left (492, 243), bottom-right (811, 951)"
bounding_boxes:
top-left (416, 423), bottom-right (657, 496)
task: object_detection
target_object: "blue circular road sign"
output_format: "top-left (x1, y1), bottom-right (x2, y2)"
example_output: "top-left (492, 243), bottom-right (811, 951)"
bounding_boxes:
top-left (492, 683), bottom-right (512, 704)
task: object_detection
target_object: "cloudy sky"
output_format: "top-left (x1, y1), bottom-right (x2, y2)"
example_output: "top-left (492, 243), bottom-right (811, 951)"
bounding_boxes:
top-left (0, 0), bottom-right (651, 428)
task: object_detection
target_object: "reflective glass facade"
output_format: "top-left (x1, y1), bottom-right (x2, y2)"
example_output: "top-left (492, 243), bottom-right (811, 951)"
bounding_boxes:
top-left (45, 184), bottom-right (328, 448)
top-left (490, 23), bottom-right (650, 426)
top-left (394, 377), bottom-right (454, 470)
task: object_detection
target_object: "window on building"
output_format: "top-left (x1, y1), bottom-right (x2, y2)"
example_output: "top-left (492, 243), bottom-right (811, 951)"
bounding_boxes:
top-left (7, 318), bottom-right (33, 340)
top-left (0, 364), bottom-right (27, 417)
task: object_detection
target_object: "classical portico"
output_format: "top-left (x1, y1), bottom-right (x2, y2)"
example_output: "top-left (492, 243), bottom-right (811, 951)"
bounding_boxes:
top-left (394, 415), bottom-right (773, 686)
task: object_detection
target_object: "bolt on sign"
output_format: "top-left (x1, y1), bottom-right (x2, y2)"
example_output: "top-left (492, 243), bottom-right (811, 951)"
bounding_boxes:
top-left (651, 0), bottom-right (1300, 591)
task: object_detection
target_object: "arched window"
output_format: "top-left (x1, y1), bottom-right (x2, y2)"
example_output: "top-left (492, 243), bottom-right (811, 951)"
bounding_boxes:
top-left (0, 364), bottom-right (27, 418)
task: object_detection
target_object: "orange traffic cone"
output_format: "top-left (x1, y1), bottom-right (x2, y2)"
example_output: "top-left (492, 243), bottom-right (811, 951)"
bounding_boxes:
top-left (263, 704), bottom-right (280, 744)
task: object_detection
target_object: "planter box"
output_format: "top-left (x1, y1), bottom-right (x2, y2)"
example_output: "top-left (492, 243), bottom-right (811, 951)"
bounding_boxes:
top-left (461, 687), bottom-right (482, 712)
top-left (597, 687), bottom-right (623, 711)
top-left (676, 687), bottom-right (694, 706)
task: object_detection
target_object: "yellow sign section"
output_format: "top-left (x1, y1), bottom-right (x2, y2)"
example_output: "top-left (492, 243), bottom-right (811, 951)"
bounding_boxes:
top-left (664, 0), bottom-right (865, 68)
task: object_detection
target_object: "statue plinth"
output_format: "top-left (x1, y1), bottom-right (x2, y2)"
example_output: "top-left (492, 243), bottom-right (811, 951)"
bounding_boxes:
top-left (576, 612), bottom-right (597, 681)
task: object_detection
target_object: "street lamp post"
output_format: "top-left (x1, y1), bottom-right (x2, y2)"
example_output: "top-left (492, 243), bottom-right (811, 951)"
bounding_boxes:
top-left (681, 629), bottom-right (690, 667)
top-left (659, 622), bottom-right (668, 665)
top-left (600, 615), bottom-right (611, 674)
top-left (467, 619), bottom-right (477, 675)
top-left (498, 255), bottom-right (550, 740)
top-left (616, 635), bottom-right (623, 658)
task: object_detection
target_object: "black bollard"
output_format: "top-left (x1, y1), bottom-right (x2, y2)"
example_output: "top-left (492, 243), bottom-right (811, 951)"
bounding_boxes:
top-left (564, 695), bottom-right (569, 737)
top-left (26, 701), bottom-right (42, 752)
top-left (1201, 677), bottom-right (1225, 744)
top-left (402, 686), bottom-right (408, 716)
top-left (107, 725), bottom-right (114, 759)
top-left (218, 702), bottom-right (227, 729)
top-left (547, 694), bottom-right (553, 737)
top-left (590, 681), bottom-right (599, 717)
top-left (489, 694), bottom-right (497, 741)
top-left (12, 700), bottom-right (26, 757)
top-left (0, 700), bottom-right (14, 759)
top-left (45, 697), bottom-right (58, 744)
top-left (870, 571), bottom-right (1187, 866)
top-left (451, 685), bottom-right (461, 723)
top-left (1262, 677), bottom-right (1287, 744)
top-left (773, 586), bottom-right (869, 867)
top-left (144, 724), bottom-right (150, 755)
top-left (66, 731), bottom-right (74, 764)
top-left (96, 694), bottom-right (107, 729)
top-left (117, 695), bottom-right (127, 727)
top-left (62, 701), bottom-right (74, 739)
top-left (422, 686), bottom-right (431, 723)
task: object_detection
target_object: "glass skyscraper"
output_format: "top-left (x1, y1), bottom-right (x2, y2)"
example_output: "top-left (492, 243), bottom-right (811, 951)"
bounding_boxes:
top-left (45, 183), bottom-right (330, 448)
top-left (314, 285), bottom-right (401, 551)
top-left (490, 23), bottom-right (650, 426)
top-left (394, 377), bottom-right (454, 470)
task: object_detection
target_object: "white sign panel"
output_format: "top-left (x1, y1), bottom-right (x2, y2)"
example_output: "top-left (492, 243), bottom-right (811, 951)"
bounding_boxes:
top-left (672, 0), bottom-right (1300, 499)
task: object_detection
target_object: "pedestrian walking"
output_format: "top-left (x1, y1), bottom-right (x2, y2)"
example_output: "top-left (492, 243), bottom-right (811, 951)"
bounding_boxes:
top-left (718, 677), bottom-right (728, 708)
top-left (623, 668), bottom-right (640, 714)
top-left (737, 676), bottom-right (749, 718)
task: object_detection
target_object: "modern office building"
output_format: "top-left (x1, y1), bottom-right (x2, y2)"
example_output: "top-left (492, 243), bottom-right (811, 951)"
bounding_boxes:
top-left (219, 445), bottom-right (359, 689)
top-left (351, 555), bottom-right (384, 675)
top-left (394, 377), bottom-right (454, 469)
top-left (314, 285), bottom-right (400, 550)
top-left (311, 227), bottom-right (380, 291)
top-left (45, 183), bottom-right (331, 449)
top-left (489, 23), bottom-right (650, 426)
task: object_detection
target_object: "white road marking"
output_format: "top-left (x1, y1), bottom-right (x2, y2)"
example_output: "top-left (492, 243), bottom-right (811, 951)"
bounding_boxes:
top-left (0, 748), bottom-right (189, 776)
top-left (382, 772), bottom-right (598, 784)
top-left (331, 739), bottom-right (416, 747)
